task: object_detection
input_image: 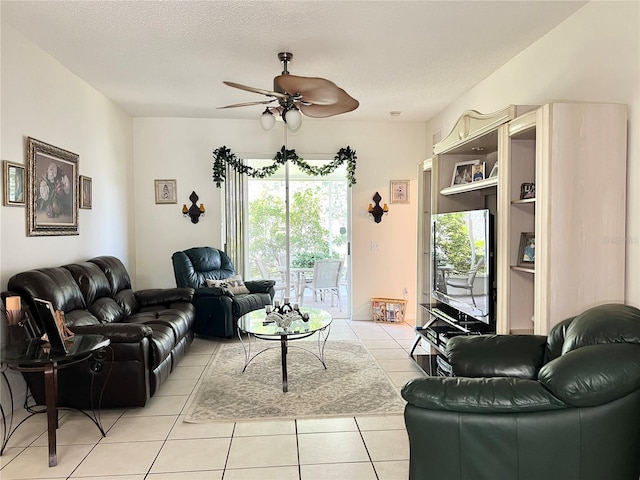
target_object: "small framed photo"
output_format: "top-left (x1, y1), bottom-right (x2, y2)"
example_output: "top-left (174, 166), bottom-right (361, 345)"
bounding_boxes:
top-left (33, 298), bottom-right (68, 355)
top-left (471, 163), bottom-right (485, 182)
top-left (390, 180), bottom-right (409, 204)
top-left (488, 162), bottom-right (499, 178)
top-left (3, 161), bottom-right (25, 206)
top-left (520, 182), bottom-right (536, 200)
top-left (451, 160), bottom-right (480, 186)
top-left (80, 175), bottom-right (92, 209)
top-left (518, 232), bottom-right (535, 266)
top-left (154, 179), bottom-right (177, 204)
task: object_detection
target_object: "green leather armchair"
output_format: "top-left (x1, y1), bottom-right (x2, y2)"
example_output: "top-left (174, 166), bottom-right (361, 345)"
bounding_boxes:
top-left (401, 303), bottom-right (640, 480)
top-left (172, 247), bottom-right (275, 338)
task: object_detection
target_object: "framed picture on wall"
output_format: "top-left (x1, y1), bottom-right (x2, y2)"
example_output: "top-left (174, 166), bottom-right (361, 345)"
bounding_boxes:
top-left (80, 175), bottom-right (92, 209)
top-left (154, 179), bottom-right (177, 204)
top-left (27, 137), bottom-right (79, 237)
top-left (390, 180), bottom-right (409, 204)
top-left (3, 161), bottom-right (25, 206)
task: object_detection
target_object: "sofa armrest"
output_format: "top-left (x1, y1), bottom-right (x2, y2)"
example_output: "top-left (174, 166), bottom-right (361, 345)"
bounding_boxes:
top-left (245, 280), bottom-right (276, 294)
top-left (401, 376), bottom-right (566, 413)
top-left (538, 343), bottom-right (640, 407)
top-left (135, 287), bottom-right (195, 307)
top-left (193, 286), bottom-right (234, 298)
top-left (446, 334), bottom-right (548, 379)
top-left (70, 322), bottom-right (153, 343)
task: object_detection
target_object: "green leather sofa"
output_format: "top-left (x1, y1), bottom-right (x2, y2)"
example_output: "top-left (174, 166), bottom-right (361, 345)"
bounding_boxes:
top-left (402, 303), bottom-right (640, 480)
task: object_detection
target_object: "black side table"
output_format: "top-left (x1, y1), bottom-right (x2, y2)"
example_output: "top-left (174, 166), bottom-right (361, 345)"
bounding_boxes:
top-left (1, 334), bottom-right (111, 467)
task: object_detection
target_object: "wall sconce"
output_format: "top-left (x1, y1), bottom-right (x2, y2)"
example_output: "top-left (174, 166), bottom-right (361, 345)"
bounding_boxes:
top-left (368, 192), bottom-right (389, 223)
top-left (182, 191), bottom-right (205, 224)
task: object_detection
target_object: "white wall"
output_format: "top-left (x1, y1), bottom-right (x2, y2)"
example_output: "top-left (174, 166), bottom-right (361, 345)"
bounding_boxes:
top-left (1, 24), bottom-right (134, 286)
top-left (1, 24), bottom-right (134, 409)
top-left (425, 1), bottom-right (640, 307)
top-left (133, 118), bottom-right (425, 321)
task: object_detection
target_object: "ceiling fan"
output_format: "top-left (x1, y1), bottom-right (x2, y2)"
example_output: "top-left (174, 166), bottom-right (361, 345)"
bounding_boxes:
top-left (218, 52), bottom-right (359, 132)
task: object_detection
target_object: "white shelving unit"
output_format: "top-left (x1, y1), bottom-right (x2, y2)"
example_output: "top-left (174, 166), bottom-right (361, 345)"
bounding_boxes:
top-left (417, 103), bottom-right (628, 338)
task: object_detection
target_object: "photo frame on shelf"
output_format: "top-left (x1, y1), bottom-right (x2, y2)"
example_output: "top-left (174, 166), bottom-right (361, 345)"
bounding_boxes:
top-left (488, 162), bottom-right (499, 178)
top-left (471, 163), bottom-right (485, 182)
top-left (80, 175), bottom-right (92, 209)
top-left (154, 179), bottom-right (177, 204)
top-left (390, 180), bottom-right (409, 204)
top-left (518, 232), bottom-right (535, 266)
top-left (520, 182), bottom-right (536, 200)
top-left (27, 137), bottom-right (79, 237)
top-left (450, 160), bottom-right (480, 186)
top-left (3, 161), bottom-right (26, 206)
top-left (32, 298), bottom-right (68, 355)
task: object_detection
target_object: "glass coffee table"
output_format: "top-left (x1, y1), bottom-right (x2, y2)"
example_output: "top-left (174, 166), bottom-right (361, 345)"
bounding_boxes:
top-left (237, 307), bottom-right (332, 392)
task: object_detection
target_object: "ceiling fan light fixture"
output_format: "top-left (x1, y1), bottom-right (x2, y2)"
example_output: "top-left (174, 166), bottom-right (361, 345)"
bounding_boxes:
top-left (284, 106), bottom-right (302, 131)
top-left (259, 108), bottom-right (276, 131)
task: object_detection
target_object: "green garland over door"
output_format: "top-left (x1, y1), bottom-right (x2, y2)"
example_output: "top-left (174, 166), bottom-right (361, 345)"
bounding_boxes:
top-left (213, 145), bottom-right (357, 187)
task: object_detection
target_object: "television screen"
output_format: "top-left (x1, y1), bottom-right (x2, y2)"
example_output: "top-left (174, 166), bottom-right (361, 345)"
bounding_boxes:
top-left (432, 209), bottom-right (494, 324)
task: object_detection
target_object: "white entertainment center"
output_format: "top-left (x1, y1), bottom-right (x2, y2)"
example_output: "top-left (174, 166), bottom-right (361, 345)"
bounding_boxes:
top-left (413, 103), bottom-right (628, 374)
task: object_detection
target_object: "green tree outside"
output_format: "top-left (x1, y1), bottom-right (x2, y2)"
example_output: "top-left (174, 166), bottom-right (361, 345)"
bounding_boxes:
top-left (247, 176), bottom-right (347, 278)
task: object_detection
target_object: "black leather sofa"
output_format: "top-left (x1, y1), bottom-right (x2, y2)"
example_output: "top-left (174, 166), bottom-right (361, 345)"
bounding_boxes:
top-left (402, 303), bottom-right (640, 480)
top-left (172, 247), bottom-right (275, 338)
top-left (6, 256), bottom-right (195, 409)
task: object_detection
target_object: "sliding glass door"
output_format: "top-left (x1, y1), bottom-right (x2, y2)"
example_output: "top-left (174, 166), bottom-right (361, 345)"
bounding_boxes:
top-left (245, 159), bottom-right (350, 318)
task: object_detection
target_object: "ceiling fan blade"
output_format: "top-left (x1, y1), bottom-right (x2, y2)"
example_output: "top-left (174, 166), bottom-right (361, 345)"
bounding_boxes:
top-left (223, 81), bottom-right (288, 99)
top-left (217, 99), bottom-right (276, 109)
top-left (298, 92), bottom-right (359, 118)
top-left (274, 75), bottom-right (340, 105)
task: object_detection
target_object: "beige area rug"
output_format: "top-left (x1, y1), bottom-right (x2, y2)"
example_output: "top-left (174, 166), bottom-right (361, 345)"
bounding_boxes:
top-left (184, 339), bottom-right (406, 423)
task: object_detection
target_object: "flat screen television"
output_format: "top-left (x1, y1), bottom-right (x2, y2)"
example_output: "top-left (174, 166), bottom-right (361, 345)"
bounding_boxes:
top-left (431, 209), bottom-right (494, 324)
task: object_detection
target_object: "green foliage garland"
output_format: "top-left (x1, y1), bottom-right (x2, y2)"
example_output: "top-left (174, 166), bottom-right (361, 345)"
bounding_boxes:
top-left (213, 145), bottom-right (357, 187)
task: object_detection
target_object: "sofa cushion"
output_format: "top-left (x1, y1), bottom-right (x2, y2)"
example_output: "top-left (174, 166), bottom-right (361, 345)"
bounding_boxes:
top-left (8, 267), bottom-right (88, 319)
top-left (126, 307), bottom-right (193, 343)
top-left (89, 256), bottom-right (133, 296)
top-left (562, 303), bottom-right (640, 354)
top-left (114, 288), bottom-right (139, 316)
top-left (64, 262), bottom-right (126, 323)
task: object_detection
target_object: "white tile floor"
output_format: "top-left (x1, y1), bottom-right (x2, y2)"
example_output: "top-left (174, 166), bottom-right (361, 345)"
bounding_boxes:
top-left (0, 319), bottom-right (427, 480)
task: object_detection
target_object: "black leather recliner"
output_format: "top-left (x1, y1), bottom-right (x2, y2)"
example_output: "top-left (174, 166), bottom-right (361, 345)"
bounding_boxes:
top-left (402, 303), bottom-right (640, 480)
top-left (172, 247), bottom-right (275, 337)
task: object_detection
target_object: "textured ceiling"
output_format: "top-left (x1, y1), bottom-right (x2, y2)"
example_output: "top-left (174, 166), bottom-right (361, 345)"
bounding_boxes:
top-left (1, 1), bottom-right (586, 122)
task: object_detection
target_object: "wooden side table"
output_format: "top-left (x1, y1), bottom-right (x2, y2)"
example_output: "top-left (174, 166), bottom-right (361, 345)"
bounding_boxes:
top-left (1, 334), bottom-right (111, 467)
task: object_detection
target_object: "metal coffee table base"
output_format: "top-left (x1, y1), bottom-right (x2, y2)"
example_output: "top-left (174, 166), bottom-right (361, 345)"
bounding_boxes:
top-left (237, 327), bottom-right (330, 393)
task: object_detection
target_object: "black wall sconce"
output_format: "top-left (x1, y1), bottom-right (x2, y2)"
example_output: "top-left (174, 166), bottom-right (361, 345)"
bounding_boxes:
top-left (368, 192), bottom-right (389, 223)
top-left (182, 191), bottom-right (205, 224)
